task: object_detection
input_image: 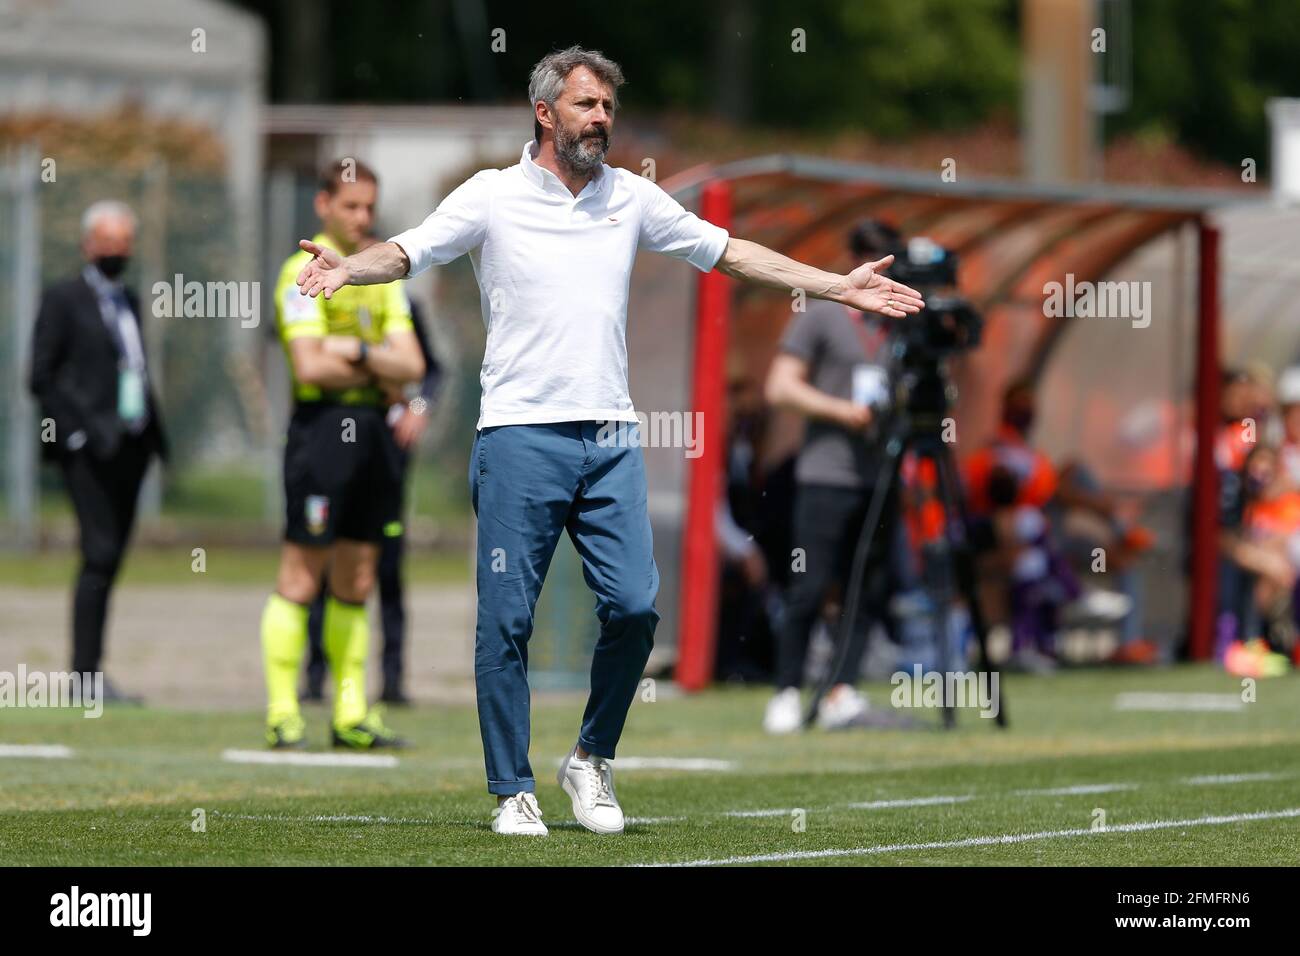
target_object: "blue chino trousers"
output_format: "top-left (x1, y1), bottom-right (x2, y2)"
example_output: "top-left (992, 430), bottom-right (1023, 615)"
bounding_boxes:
top-left (469, 421), bottom-right (659, 795)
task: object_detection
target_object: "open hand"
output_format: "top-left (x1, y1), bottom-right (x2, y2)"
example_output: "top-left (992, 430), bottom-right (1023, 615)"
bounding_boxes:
top-left (392, 403), bottom-right (429, 450)
top-left (296, 239), bottom-right (351, 299)
top-left (840, 255), bottom-right (925, 317)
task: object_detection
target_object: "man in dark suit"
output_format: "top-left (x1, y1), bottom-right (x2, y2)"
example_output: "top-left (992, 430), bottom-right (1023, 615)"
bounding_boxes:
top-left (28, 200), bottom-right (167, 700)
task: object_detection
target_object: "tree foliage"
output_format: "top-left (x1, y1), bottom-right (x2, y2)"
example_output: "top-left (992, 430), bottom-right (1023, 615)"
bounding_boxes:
top-left (234, 0), bottom-right (1300, 169)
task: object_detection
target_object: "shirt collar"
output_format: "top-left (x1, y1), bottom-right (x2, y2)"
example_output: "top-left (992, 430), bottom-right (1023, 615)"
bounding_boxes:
top-left (519, 140), bottom-right (606, 200)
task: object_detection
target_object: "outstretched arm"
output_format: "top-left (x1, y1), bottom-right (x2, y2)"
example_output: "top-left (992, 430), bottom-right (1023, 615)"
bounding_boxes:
top-left (715, 238), bottom-right (924, 318)
top-left (295, 239), bottom-right (412, 300)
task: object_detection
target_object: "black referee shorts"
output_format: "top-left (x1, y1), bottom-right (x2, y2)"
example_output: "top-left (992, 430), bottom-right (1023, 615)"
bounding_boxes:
top-left (283, 402), bottom-right (403, 547)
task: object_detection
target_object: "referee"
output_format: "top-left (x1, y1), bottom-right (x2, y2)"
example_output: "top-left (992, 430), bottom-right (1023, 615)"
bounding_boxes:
top-left (295, 47), bottom-right (923, 832)
top-left (262, 159), bottom-right (425, 749)
top-left (305, 287), bottom-right (443, 706)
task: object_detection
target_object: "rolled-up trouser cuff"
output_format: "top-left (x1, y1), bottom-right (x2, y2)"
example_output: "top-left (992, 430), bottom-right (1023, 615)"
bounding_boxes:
top-left (488, 777), bottom-right (535, 797)
top-left (578, 736), bottom-right (615, 760)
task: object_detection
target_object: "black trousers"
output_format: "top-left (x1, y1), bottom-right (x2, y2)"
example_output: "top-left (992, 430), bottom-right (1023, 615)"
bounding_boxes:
top-left (306, 443), bottom-right (410, 693)
top-left (60, 434), bottom-right (151, 674)
top-left (775, 481), bottom-right (897, 690)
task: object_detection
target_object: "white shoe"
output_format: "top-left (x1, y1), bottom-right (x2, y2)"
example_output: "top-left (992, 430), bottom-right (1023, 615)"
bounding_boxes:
top-left (491, 791), bottom-right (548, 836)
top-left (1065, 589), bottom-right (1134, 625)
top-left (763, 687), bottom-right (803, 734)
top-left (816, 684), bottom-right (869, 730)
top-left (557, 746), bottom-right (624, 835)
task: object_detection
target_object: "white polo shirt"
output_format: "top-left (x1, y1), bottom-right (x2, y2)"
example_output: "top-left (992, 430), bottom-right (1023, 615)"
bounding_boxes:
top-left (389, 141), bottom-right (730, 429)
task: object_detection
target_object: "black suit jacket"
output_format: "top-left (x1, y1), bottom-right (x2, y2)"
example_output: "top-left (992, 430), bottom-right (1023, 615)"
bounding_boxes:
top-left (28, 273), bottom-right (168, 462)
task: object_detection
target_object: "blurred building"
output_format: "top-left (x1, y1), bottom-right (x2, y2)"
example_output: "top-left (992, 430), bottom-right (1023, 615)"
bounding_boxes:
top-left (0, 0), bottom-right (266, 544)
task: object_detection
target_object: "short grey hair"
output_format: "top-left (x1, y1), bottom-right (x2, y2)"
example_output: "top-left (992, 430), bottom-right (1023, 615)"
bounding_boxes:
top-left (528, 45), bottom-right (625, 143)
top-left (81, 199), bottom-right (137, 238)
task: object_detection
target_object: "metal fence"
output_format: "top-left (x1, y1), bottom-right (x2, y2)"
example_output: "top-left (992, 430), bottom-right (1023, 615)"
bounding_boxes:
top-left (0, 147), bottom-right (249, 546)
top-left (0, 147), bottom-right (662, 689)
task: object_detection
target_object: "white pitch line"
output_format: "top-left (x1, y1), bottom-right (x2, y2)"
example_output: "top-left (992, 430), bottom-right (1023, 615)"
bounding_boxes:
top-left (1014, 783), bottom-right (1138, 797)
top-left (209, 769), bottom-right (1298, 834)
top-left (723, 794), bottom-right (978, 819)
top-left (724, 789), bottom-right (1090, 820)
top-left (722, 776), bottom-right (1245, 820)
top-left (550, 815), bottom-right (688, 827)
top-left (0, 744), bottom-right (73, 759)
top-left (628, 815), bottom-right (688, 825)
top-left (1184, 772), bottom-right (1284, 786)
top-left (214, 816), bottom-right (691, 832)
top-left (1114, 692), bottom-right (1245, 712)
top-left (221, 749), bottom-right (398, 768)
top-left (847, 794), bottom-right (975, 809)
top-left (642, 807), bottom-right (1300, 867)
top-left (724, 794), bottom-right (973, 819)
top-left (214, 811), bottom-right (433, 825)
top-left (612, 757), bottom-right (735, 771)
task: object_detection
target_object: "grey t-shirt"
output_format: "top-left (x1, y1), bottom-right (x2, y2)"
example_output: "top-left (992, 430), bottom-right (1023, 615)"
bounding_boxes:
top-left (779, 299), bottom-right (890, 489)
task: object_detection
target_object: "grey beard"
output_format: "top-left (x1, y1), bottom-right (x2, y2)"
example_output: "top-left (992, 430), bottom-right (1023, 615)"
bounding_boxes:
top-left (556, 126), bottom-right (609, 176)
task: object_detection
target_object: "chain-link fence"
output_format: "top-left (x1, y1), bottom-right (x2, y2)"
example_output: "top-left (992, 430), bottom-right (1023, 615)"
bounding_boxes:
top-left (1, 151), bottom-right (486, 553)
top-left (0, 142), bottom-right (669, 688)
top-left (0, 148), bottom-right (254, 546)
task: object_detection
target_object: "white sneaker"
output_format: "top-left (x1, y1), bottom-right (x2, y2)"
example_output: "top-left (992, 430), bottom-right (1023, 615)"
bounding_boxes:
top-left (491, 791), bottom-right (548, 836)
top-left (557, 747), bottom-right (624, 835)
top-left (816, 684), bottom-right (869, 730)
top-left (763, 687), bottom-right (803, 734)
top-left (1065, 589), bottom-right (1134, 625)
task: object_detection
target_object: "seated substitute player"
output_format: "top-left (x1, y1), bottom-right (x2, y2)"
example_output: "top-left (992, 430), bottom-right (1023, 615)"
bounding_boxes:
top-left (261, 159), bottom-right (425, 749)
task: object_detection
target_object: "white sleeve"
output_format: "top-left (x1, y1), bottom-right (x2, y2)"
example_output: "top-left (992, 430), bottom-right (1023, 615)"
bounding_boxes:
top-left (635, 176), bottom-right (729, 273)
top-left (388, 170), bottom-right (495, 277)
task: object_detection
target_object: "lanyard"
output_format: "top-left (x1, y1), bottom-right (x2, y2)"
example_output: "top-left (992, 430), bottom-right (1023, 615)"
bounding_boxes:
top-left (845, 304), bottom-right (887, 362)
top-left (85, 269), bottom-right (145, 371)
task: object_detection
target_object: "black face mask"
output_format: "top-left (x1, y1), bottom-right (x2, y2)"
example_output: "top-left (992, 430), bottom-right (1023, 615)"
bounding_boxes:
top-left (94, 255), bottom-right (129, 280)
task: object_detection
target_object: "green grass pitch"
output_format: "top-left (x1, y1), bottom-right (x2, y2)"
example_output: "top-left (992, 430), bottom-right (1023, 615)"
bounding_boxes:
top-left (2, 665), bottom-right (1298, 866)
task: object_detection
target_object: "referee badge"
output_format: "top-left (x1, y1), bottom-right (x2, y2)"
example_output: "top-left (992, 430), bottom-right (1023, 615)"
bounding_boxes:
top-left (305, 495), bottom-right (330, 536)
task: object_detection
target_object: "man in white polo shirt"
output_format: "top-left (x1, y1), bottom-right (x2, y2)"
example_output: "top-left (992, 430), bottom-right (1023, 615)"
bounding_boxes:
top-left (295, 46), bottom-right (923, 836)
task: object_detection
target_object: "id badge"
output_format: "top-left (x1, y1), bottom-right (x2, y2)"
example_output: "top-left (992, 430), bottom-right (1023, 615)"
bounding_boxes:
top-left (852, 364), bottom-right (889, 410)
top-left (118, 367), bottom-right (146, 421)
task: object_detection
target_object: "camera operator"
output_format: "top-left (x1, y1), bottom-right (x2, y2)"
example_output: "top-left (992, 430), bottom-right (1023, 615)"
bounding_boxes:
top-left (761, 221), bottom-right (902, 733)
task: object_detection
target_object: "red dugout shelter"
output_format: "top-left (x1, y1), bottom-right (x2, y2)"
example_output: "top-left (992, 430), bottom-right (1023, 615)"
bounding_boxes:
top-left (631, 155), bottom-right (1255, 690)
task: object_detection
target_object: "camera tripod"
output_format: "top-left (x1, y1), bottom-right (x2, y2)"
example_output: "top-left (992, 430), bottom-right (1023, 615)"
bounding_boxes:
top-left (803, 368), bottom-right (1008, 730)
